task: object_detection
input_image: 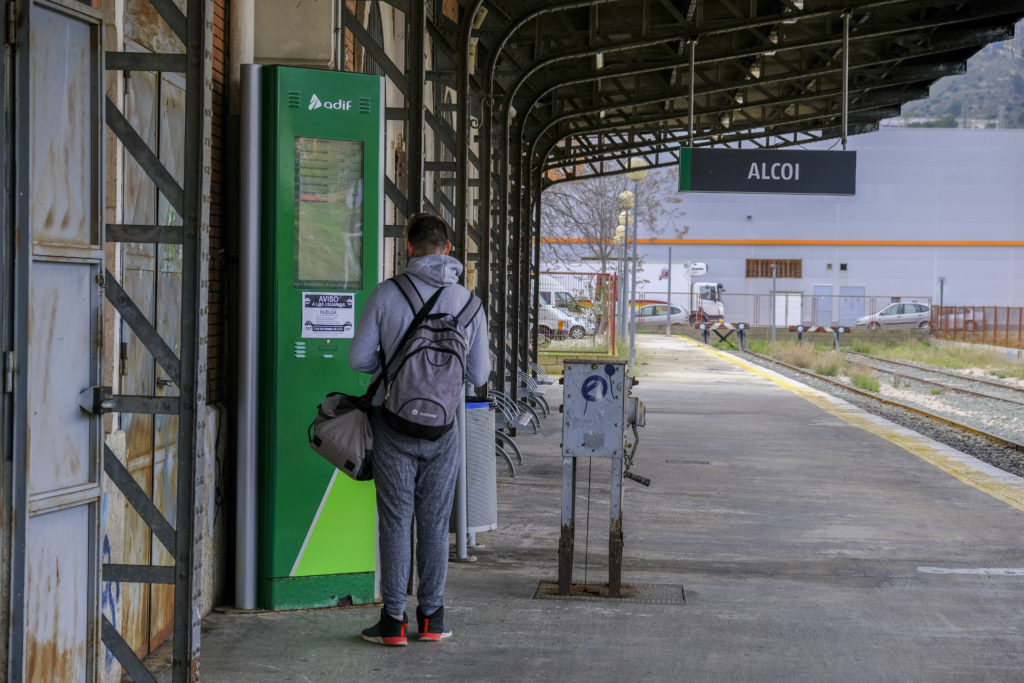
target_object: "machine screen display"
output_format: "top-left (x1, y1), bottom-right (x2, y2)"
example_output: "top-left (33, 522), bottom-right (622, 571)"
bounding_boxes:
top-left (294, 137), bottom-right (364, 289)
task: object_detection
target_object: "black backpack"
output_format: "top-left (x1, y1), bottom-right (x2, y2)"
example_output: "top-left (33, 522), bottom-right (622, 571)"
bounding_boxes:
top-left (380, 274), bottom-right (482, 440)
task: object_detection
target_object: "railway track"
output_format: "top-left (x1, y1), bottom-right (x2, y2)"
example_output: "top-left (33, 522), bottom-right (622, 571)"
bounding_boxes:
top-left (741, 350), bottom-right (1024, 474)
top-left (841, 352), bottom-right (1024, 408)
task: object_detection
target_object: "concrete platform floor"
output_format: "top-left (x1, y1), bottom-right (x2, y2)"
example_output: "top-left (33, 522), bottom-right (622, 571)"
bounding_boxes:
top-left (194, 334), bottom-right (1024, 682)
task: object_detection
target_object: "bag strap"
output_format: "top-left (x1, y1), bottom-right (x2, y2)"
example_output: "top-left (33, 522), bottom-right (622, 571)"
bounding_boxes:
top-left (393, 272), bottom-right (425, 312)
top-left (364, 277), bottom-right (443, 399)
top-left (456, 293), bottom-right (483, 328)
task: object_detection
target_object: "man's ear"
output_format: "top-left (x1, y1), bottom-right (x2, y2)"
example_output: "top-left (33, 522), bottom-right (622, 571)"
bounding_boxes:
top-left (406, 241), bottom-right (415, 258)
top-left (443, 241), bottom-right (452, 255)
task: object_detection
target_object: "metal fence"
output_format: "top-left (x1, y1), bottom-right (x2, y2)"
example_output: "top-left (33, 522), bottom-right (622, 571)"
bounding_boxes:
top-left (632, 290), bottom-right (933, 329)
top-left (539, 276), bottom-right (1024, 352)
top-left (931, 306), bottom-right (1024, 350)
top-left (538, 271), bottom-right (618, 355)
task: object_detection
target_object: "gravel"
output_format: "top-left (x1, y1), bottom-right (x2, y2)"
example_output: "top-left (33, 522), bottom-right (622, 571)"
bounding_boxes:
top-left (732, 350), bottom-right (1024, 480)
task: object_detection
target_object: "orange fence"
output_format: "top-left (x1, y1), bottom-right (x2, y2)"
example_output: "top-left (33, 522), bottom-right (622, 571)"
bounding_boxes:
top-left (930, 306), bottom-right (1024, 350)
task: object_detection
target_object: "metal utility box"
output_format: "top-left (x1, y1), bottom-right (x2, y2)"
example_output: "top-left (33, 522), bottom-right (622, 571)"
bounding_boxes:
top-left (561, 362), bottom-right (629, 458)
top-left (559, 360), bottom-right (646, 598)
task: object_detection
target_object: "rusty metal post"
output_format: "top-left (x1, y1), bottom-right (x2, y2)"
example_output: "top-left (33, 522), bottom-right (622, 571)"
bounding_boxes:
top-left (558, 456), bottom-right (577, 595)
top-left (609, 448), bottom-right (624, 597)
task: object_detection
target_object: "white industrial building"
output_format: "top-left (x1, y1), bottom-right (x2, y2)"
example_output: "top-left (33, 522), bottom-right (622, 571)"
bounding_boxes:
top-left (622, 127), bottom-right (1023, 326)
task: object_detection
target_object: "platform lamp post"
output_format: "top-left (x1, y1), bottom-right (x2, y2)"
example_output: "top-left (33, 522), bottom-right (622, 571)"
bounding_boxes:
top-left (623, 157), bottom-right (649, 367)
top-left (613, 221), bottom-right (626, 346)
top-left (615, 209), bottom-right (631, 345)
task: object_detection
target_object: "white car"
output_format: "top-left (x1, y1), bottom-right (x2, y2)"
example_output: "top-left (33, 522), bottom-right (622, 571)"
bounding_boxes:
top-left (856, 302), bottom-right (931, 329)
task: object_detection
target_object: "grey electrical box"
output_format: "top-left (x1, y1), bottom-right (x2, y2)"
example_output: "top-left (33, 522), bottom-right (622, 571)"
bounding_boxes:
top-left (562, 360), bottom-right (628, 458)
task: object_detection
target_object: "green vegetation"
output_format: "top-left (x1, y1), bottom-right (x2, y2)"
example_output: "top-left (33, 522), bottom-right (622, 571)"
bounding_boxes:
top-left (908, 114), bottom-right (959, 128)
top-left (758, 341), bottom-right (849, 376)
top-left (846, 339), bottom-right (1024, 380)
top-left (850, 371), bottom-right (880, 393)
top-left (901, 21), bottom-right (1024, 129)
top-left (748, 339), bottom-right (770, 354)
top-left (753, 336), bottom-right (1024, 393)
top-left (813, 352), bottom-right (845, 377)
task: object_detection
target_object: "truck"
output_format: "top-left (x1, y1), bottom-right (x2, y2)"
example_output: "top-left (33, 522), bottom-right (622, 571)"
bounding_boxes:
top-left (541, 261), bottom-right (726, 323)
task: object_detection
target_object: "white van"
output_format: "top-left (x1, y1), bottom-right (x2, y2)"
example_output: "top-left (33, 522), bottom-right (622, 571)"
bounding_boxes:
top-left (537, 303), bottom-right (595, 340)
top-left (538, 274), bottom-right (583, 311)
top-left (536, 275), bottom-right (595, 339)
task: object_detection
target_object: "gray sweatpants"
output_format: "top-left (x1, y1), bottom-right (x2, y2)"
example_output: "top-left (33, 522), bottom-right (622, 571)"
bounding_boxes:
top-left (370, 409), bottom-right (460, 617)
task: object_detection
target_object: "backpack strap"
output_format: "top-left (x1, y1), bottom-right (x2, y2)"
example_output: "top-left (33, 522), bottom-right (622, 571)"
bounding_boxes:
top-left (456, 293), bottom-right (483, 328)
top-left (364, 276), bottom-right (443, 400)
top-left (393, 273), bottom-right (425, 313)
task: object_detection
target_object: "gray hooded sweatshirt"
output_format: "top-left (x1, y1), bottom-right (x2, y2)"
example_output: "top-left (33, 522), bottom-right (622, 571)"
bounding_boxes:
top-left (348, 253), bottom-right (490, 406)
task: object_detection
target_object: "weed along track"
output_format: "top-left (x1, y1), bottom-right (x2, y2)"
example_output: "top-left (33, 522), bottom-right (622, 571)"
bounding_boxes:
top-left (844, 351), bottom-right (1024, 405)
top-left (735, 342), bottom-right (1024, 480)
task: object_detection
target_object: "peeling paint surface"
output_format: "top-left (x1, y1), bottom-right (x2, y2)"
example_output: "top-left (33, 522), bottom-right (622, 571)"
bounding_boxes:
top-left (30, 6), bottom-right (95, 247)
top-left (25, 508), bottom-right (90, 682)
top-left (27, 263), bottom-right (95, 494)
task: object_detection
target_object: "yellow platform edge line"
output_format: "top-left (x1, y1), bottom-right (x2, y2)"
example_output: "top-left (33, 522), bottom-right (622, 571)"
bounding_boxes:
top-left (678, 337), bottom-right (1024, 512)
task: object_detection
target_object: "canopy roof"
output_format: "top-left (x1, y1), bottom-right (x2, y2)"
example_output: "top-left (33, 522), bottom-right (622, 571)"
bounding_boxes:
top-left (470, 1), bottom-right (1024, 180)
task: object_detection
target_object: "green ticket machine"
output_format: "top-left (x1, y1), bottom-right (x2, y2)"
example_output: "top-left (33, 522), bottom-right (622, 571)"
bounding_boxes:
top-left (258, 66), bottom-right (383, 609)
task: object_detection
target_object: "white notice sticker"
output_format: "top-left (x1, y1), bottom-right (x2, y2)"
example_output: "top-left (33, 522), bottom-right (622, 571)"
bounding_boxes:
top-left (301, 292), bottom-right (355, 338)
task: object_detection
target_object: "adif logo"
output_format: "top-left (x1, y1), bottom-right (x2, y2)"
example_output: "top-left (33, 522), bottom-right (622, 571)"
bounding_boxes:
top-left (308, 93), bottom-right (352, 111)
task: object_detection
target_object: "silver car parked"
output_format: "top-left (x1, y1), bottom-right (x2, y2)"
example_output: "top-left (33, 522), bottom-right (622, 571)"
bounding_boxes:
top-left (635, 303), bottom-right (689, 331)
top-left (856, 302), bottom-right (931, 329)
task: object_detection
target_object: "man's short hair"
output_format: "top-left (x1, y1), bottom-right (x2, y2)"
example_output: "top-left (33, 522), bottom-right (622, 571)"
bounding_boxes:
top-left (406, 213), bottom-right (451, 253)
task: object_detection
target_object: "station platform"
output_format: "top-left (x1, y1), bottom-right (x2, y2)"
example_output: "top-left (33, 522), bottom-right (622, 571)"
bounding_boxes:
top-left (193, 334), bottom-right (1024, 682)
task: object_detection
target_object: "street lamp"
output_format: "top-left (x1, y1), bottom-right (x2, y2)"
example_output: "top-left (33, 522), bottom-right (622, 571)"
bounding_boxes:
top-left (617, 192), bottom-right (634, 350)
top-left (623, 158), bottom-right (649, 367)
top-left (613, 222), bottom-right (626, 345)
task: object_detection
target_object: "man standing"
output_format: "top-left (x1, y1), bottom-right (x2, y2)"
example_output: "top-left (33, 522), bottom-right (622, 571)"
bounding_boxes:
top-left (349, 213), bottom-right (490, 645)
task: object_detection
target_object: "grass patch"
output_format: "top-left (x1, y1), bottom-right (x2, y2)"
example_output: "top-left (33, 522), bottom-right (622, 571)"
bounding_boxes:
top-left (930, 388), bottom-right (943, 395)
top-left (748, 339), bottom-right (770, 354)
top-left (812, 352), bottom-right (845, 376)
top-left (805, 336), bottom-right (1024, 382)
top-left (766, 342), bottom-right (849, 376)
top-left (866, 341), bottom-right (1024, 380)
top-left (769, 341), bottom-right (823, 370)
top-left (850, 370), bottom-right (880, 393)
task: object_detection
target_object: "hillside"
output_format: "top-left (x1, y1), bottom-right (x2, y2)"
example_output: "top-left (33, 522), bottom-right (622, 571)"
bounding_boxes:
top-left (898, 19), bottom-right (1024, 128)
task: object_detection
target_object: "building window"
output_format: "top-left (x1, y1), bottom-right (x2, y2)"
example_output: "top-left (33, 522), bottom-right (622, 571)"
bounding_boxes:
top-left (745, 259), bottom-right (802, 278)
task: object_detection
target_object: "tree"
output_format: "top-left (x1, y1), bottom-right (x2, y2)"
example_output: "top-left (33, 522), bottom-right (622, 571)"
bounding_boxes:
top-left (539, 167), bottom-right (679, 273)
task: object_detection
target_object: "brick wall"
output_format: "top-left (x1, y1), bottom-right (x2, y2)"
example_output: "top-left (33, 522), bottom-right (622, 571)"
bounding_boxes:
top-left (208, 0), bottom-right (227, 402)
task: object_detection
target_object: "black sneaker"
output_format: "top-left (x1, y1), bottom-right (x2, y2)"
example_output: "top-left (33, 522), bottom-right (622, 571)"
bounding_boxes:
top-left (416, 606), bottom-right (452, 641)
top-left (360, 609), bottom-right (408, 646)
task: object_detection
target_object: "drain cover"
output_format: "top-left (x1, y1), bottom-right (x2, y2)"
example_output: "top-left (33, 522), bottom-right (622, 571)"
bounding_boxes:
top-left (533, 581), bottom-right (685, 604)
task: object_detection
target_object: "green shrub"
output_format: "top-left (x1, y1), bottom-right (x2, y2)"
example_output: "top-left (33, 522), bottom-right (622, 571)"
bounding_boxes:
top-left (771, 341), bottom-right (822, 370)
top-left (748, 339), bottom-right (770, 354)
top-left (850, 370), bottom-right (879, 393)
top-left (812, 352), bottom-right (846, 377)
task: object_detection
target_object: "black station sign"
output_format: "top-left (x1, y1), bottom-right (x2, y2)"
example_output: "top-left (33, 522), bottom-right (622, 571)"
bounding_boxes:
top-left (678, 148), bottom-right (856, 195)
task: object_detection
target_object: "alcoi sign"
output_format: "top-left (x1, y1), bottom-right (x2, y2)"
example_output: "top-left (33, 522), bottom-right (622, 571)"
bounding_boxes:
top-left (678, 148), bottom-right (856, 195)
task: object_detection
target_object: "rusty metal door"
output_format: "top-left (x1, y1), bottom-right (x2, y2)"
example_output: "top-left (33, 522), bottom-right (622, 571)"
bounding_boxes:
top-left (8, 0), bottom-right (105, 680)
